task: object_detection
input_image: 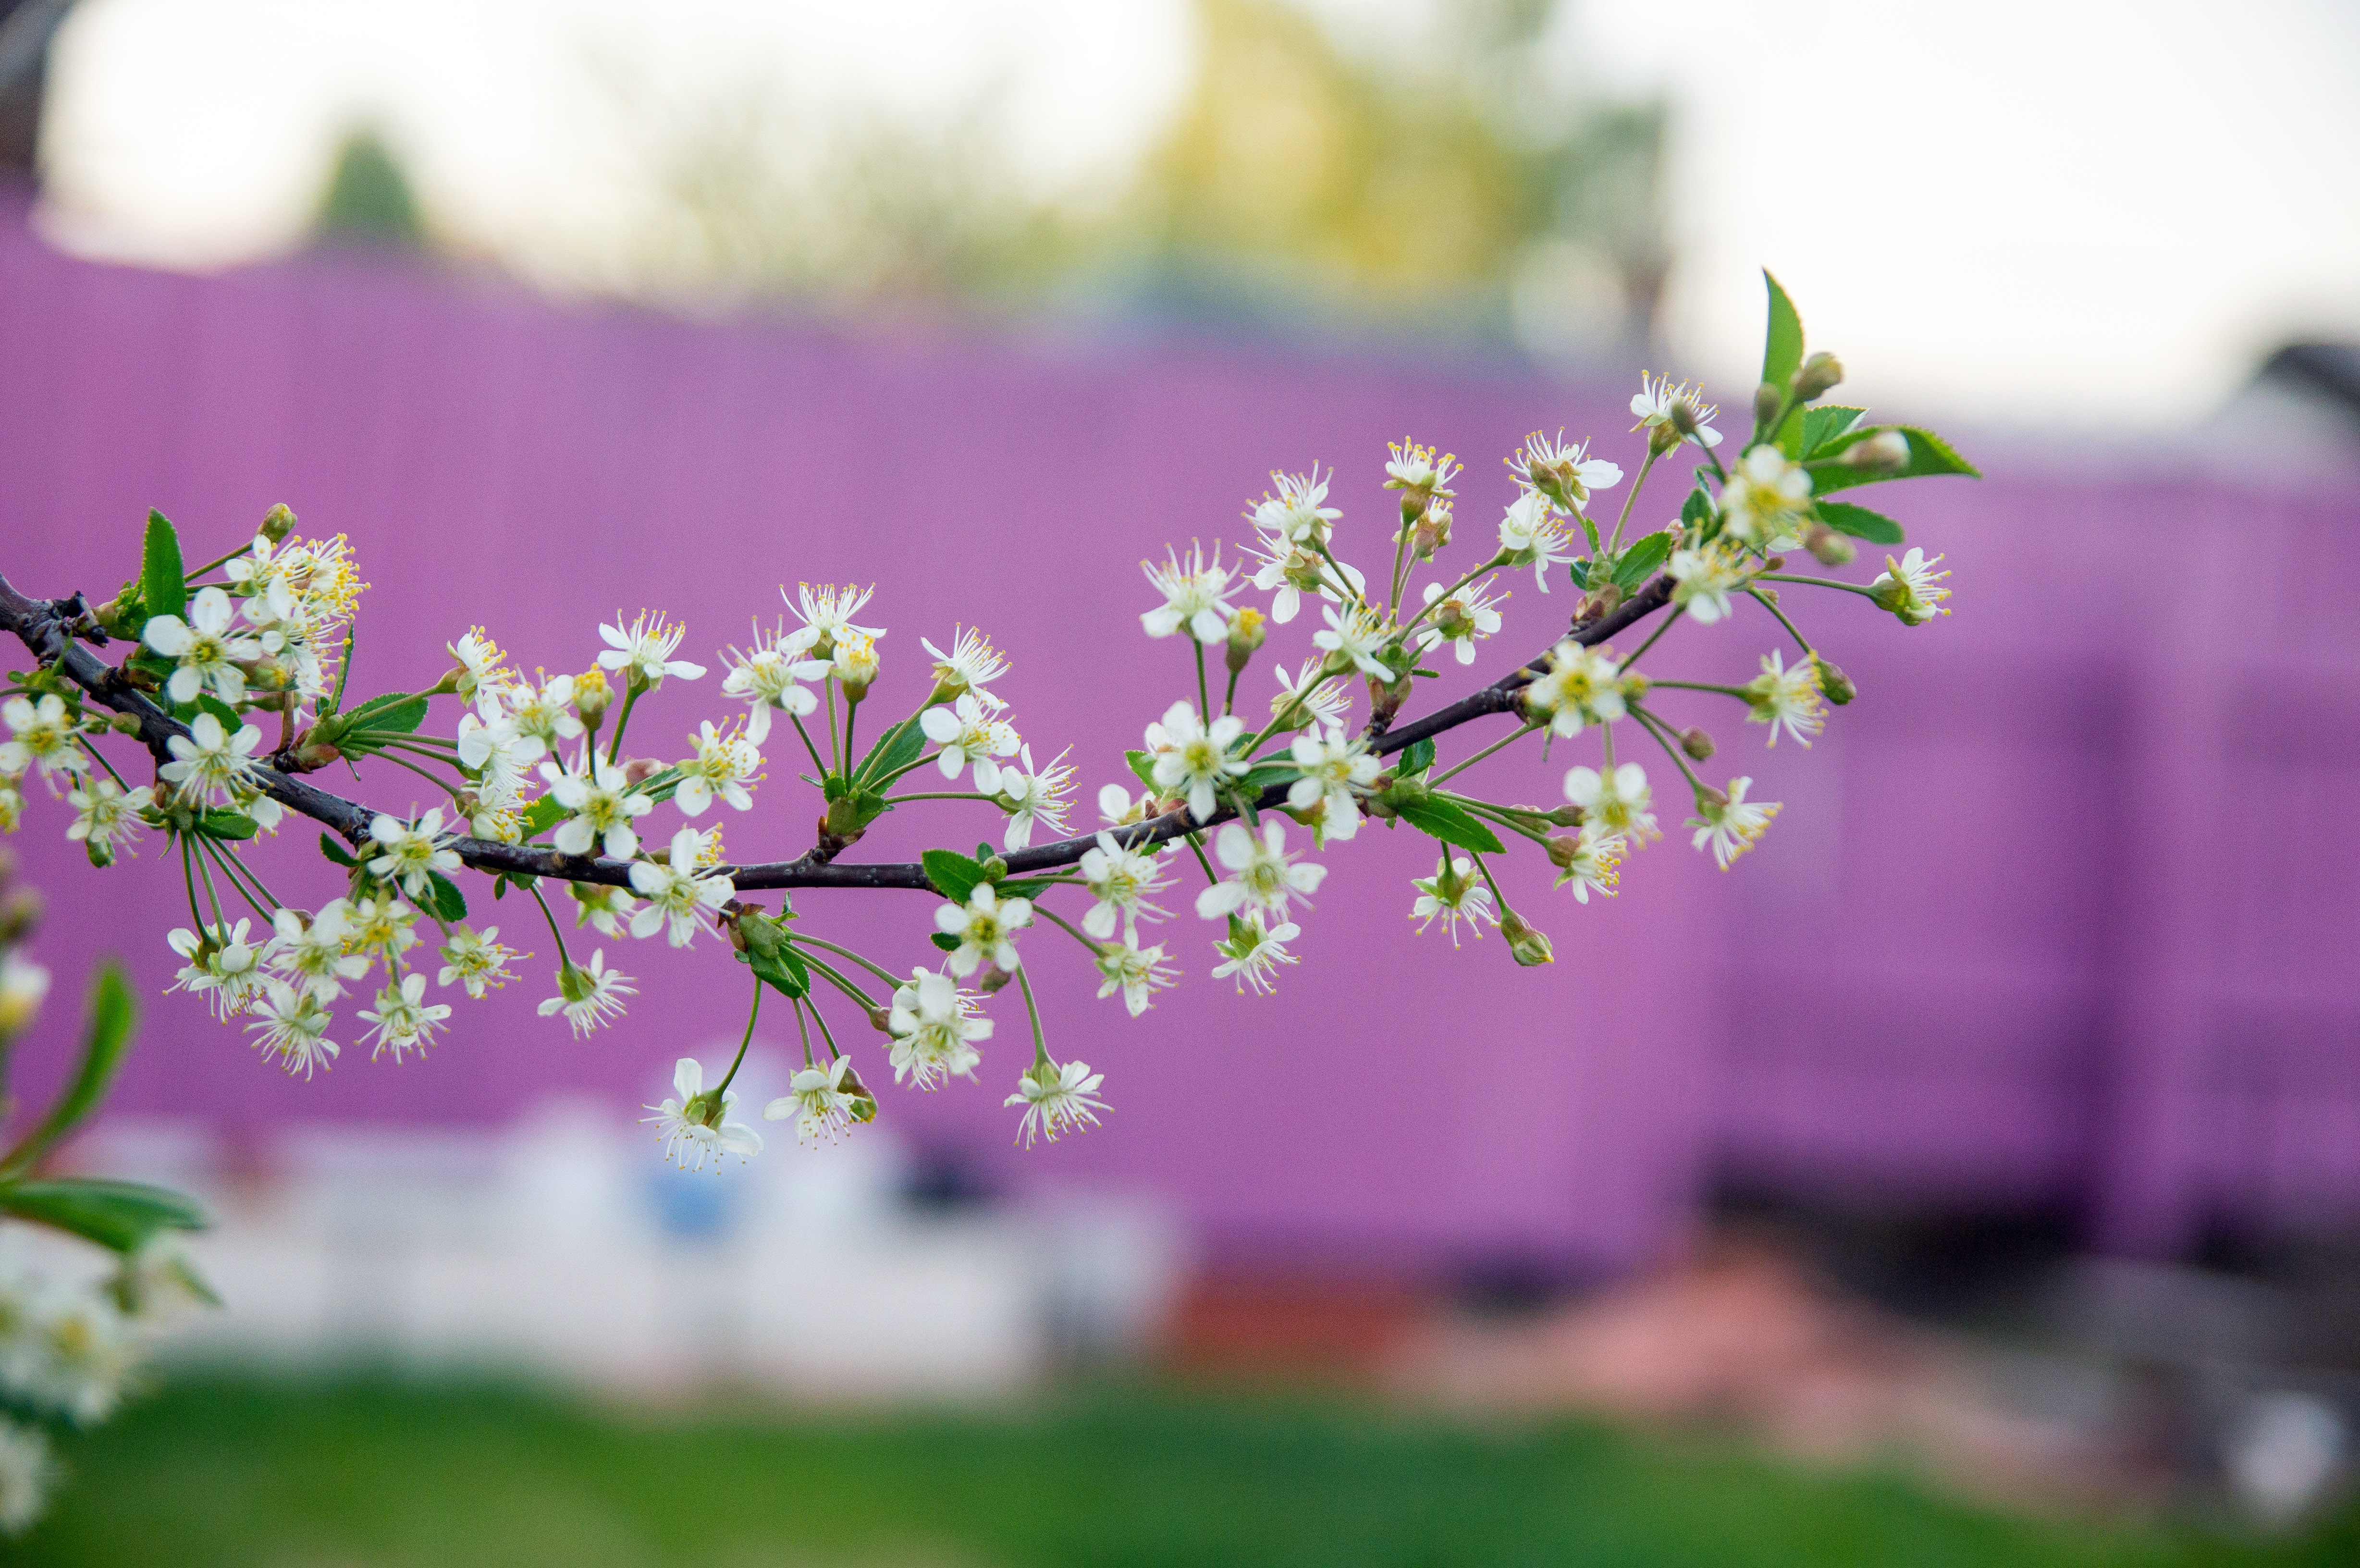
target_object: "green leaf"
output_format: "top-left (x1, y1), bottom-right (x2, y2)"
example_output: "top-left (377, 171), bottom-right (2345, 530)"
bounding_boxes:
top-left (319, 833), bottom-right (358, 868)
top-left (193, 693), bottom-right (241, 732)
top-left (1567, 556), bottom-right (1591, 590)
top-left (1400, 739), bottom-right (1436, 775)
top-left (0, 965), bottom-right (136, 1178)
top-left (1393, 796), bottom-right (1506, 856)
top-left (1812, 500), bottom-right (1905, 545)
top-left (929, 932), bottom-right (961, 953)
top-left (999, 878), bottom-right (1053, 899)
top-left (1680, 483), bottom-right (1715, 534)
top-left (744, 942), bottom-right (810, 1001)
top-left (195, 809), bottom-right (259, 841)
top-left (1235, 763), bottom-right (1297, 796)
top-left (922, 849), bottom-right (985, 905)
top-left (1806, 426), bottom-right (1981, 495)
top-left (1612, 530), bottom-right (1676, 591)
top-left (338, 693), bottom-right (428, 751)
top-left (1125, 749), bottom-right (1159, 793)
top-left (425, 870), bottom-right (468, 923)
top-left (0, 1177), bottom-right (207, 1254)
top-left (519, 795), bottom-right (566, 840)
top-left (1760, 270), bottom-right (1805, 391)
top-left (854, 715), bottom-right (928, 787)
top-left (141, 509), bottom-right (186, 622)
top-left (1802, 406), bottom-right (1868, 458)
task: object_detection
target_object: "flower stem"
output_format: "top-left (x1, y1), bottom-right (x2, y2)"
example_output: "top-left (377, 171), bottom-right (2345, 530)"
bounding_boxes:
top-left (191, 837), bottom-right (227, 931)
top-left (1632, 706), bottom-right (1709, 799)
top-left (880, 791), bottom-right (994, 806)
top-left (1617, 606), bottom-right (1685, 672)
top-left (788, 711), bottom-right (831, 779)
top-left (1015, 964), bottom-right (1049, 1068)
top-left (525, 883), bottom-right (574, 972)
top-left (713, 969), bottom-right (763, 1095)
top-left (1222, 662), bottom-right (1241, 720)
top-left (1746, 586), bottom-right (1818, 652)
top-left (1182, 830), bottom-right (1219, 887)
top-left (787, 932), bottom-right (903, 988)
top-left (796, 951), bottom-right (878, 1011)
top-left (605, 684), bottom-right (640, 767)
top-left (792, 996), bottom-right (814, 1068)
top-left (1648, 679), bottom-right (1751, 699)
top-left (1607, 447), bottom-right (1659, 553)
top-left (1194, 640), bottom-right (1210, 720)
top-left (824, 679), bottom-right (842, 772)
top-left (1034, 903), bottom-right (1106, 956)
top-left (1758, 573), bottom-right (1877, 600)
top-left (1429, 721), bottom-right (1538, 787)
top-left (806, 995), bottom-right (842, 1062)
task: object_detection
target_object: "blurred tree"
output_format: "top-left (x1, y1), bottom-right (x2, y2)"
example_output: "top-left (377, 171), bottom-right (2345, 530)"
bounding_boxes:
top-left (311, 128), bottom-right (427, 251)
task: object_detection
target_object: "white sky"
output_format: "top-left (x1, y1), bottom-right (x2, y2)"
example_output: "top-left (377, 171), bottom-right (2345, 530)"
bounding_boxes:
top-left (34, 0), bottom-right (2360, 431)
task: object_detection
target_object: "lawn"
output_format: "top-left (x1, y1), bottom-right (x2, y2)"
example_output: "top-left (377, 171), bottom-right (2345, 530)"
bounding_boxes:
top-left (11, 1374), bottom-right (2354, 1568)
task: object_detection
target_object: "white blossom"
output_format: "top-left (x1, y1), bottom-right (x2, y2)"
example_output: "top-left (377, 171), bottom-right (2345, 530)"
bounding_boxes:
top-left (675, 720), bottom-right (762, 816)
top-left (996, 744), bottom-right (1075, 850)
top-left (1564, 761), bottom-right (1658, 844)
top-left (920, 626), bottom-right (1011, 708)
top-left (765, 1054), bottom-right (863, 1144)
top-left (1286, 724), bottom-right (1378, 844)
top-left (718, 626), bottom-right (826, 744)
top-left (166, 921), bottom-right (265, 1018)
top-left (886, 968), bottom-right (991, 1089)
top-left (344, 893), bottom-right (421, 968)
top-left (1720, 445), bottom-right (1813, 548)
top-left (1195, 820), bottom-right (1326, 920)
top-left (356, 972), bottom-right (453, 1062)
top-left (1272, 659), bottom-right (1350, 732)
top-left (1078, 831), bottom-right (1171, 938)
top-left (1629, 372), bottom-right (1723, 449)
top-left (444, 627), bottom-right (510, 701)
top-left (934, 882), bottom-right (1033, 978)
top-left (1094, 928), bottom-right (1176, 1017)
top-left (1140, 541), bottom-right (1238, 642)
top-left (1668, 541), bottom-right (1747, 625)
top-left (1245, 537), bottom-right (1364, 625)
top-left (1506, 430), bottom-right (1623, 512)
top-left (366, 807), bottom-right (461, 897)
top-left (1210, 911), bottom-right (1300, 995)
top-left (1496, 491), bottom-right (1579, 591)
top-left (642, 1057), bottom-right (762, 1170)
top-left (437, 924), bottom-right (520, 998)
top-left (1097, 782), bottom-right (1153, 827)
top-left (1144, 701), bottom-right (1248, 823)
top-left (1311, 600), bottom-right (1395, 680)
top-left (628, 827), bottom-right (735, 947)
top-left (1248, 466), bottom-right (1342, 545)
top-left (0, 696), bottom-right (86, 787)
top-left (544, 759), bottom-right (653, 860)
top-left (140, 587), bottom-right (260, 706)
top-left (1382, 438), bottom-right (1459, 500)
top-left (503, 673), bottom-right (586, 755)
top-left (246, 977), bottom-right (339, 1077)
top-left (1689, 777), bottom-right (1780, 870)
top-left (1521, 640), bottom-right (1629, 738)
top-left (1410, 855), bottom-right (1499, 946)
top-left (920, 694), bottom-right (1019, 792)
top-left (538, 949), bottom-right (635, 1036)
top-left (21, 1286), bottom-right (133, 1424)
top-left (1005, 1058), bottom-right (1107, 1147)
top-left (596, 611), bottom-right (706, 688)
top-left (158, 712), bottom-right (266, 808)
top-left (0, 956), bottom-right (48, 1036)
top-left (261, 902), bottom-right (369, 999)
top-left (64, 778), bottom-right (150, 862)
top-left (1745, 650), bottom-right (1826, 747)
top-left (1870, 548), bottom-right (1953, 625)
top-left (568, 880), bottom-right (639, 937)
top-left (831, 631), bottom-right (882, 692)
top-left (787, 583), bottom-right (882, 654)
top-left (1549, 823), bottom-right (1624, 903)
top-left (1417, 575), bottom-right (1506, 665)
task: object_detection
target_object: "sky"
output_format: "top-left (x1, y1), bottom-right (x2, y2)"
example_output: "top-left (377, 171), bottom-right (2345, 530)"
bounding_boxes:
top-left (32, 0), bottom-right (2360, 432)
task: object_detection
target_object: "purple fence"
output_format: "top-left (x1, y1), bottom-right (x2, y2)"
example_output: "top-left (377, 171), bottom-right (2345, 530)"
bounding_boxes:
top-left (3, 206), bottom-right (2356, 1270)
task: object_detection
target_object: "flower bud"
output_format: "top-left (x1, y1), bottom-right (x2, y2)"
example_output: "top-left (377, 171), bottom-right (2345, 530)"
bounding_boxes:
top-left (620, 757), bottom-right (662, 788)
top-left (258, 503), bottom-right (297, 544)
top-left (840, 1062), bottom-right (880, 1124)
top-left (1680, 726), bottom-right (1716, 761)
top-left (109, 712), bottom-right (143, 736)
top-left (1541, 803), bottom-right (1584, 827)
top-left (1668, 398), bottom-right (1703, 438)
top-left (1576, 580), bottom-right (1623, 623)
top-left (1543, 834), bottom-right (1584, 869)
top-left (1501, 910), bottom-right (1553, 968)
top-left (1647, 418), bottom-right (1684, 457)
top-left (1792, 351), bottom-right (1843, 401)
top-left (572, 668), bottom-right (613, 724)
top-left (1225, 606), bottom-right (1266, 675)
top-left (1843, 429), bottom-right (1910, 472)
top-left (1411, 498), bottom-right (1453, 560)
top-left (425, 667), bottom-right (462, 697)
top-left (1753, 381), bottom-right (1782, 429)
top-left (976, 963), bottom-right (1015, 995)
top-left (1800, 522), bottom-right (1856, 567)
top-left (1812, 656), bottom-right (1857, 705)
top-left (866, 1004), bottom-right (894, 1035)
top-left (979, 854), bottom-right (1009, 883)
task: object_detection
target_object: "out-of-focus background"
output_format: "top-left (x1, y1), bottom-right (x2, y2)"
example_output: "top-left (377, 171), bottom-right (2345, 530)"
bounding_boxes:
top-left (2, 0), bottom-right (2359, 1563)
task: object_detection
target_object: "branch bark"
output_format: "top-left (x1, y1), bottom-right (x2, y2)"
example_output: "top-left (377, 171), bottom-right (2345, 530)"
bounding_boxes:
top-left (1, 567), bottom-right (1673, 898)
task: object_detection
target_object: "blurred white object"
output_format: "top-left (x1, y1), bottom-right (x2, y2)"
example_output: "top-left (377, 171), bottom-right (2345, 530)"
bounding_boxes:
top-left (72, 1105), bottom-right (1186, 1399)
top-left (2225, 1391), bottom-right (2346, 1526)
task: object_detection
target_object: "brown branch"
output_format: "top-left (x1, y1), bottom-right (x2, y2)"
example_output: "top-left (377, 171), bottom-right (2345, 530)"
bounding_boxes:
top-left (1, 566), bottom-right (1674, 899)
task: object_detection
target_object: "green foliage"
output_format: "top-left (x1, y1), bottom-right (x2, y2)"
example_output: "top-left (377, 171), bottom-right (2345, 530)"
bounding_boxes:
top-left (1125, 749), bottom-right (1160, 793)
top-left (1812, 501), bottom-right (1905, 545)
top-left (922, 849), bottom-right (987, 904)
top-left (1801, 406), bottom-right (1868, 458)
top-left (1611, 530), bottom-right (1675, 590)
top-left (139, 510), bottom-right (185, 624)
top-left (318, 833), bottom-right (359, 868)
top-left (425, 871), bottom-right (468, 923)
top-left (518, 796), bottom-right (567, 840)
top-left (1807, 427), bottom-right (1980, 495)
top-left (1394, 796), bottom-right (1505, 855)
top-left (1680, 482), bottom-right (1715, 534)
top-left (928, 931), bottom-right (961, 953)
top-left (853, 716), bottom-right (927, 787)
top-left (731, 909), bottom-right (810, 1001)
top-left (1398, 738), bottom-right (1436, 776)
top-left (195, 809), bottom-right (260, 842)
top-left (0, 966), bottom-right (135, 1179)
top-left (0, 1178), bottom-right (207, 1255)
top-left (325, 693), bottom-right (428, 758)
top-left (1758, 270), bottom-right (1807, 454)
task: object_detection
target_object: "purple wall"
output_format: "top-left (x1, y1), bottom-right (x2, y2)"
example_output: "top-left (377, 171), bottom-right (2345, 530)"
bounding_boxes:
top-left (3, 209), bottom-right (2356, 1270)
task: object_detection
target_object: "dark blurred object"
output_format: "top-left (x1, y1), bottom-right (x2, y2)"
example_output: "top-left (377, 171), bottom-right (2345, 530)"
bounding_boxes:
top-left (0, 0), bottom-right (69, 179)
top-left (311, 128), bottom-right (427, 251)
top-left (1171, 1269), bottom-right (1436, 1379)
top-left (2200, 341), bottom-right (2360, 474)
top-left (2255, 343), bottom-right (2360, 432)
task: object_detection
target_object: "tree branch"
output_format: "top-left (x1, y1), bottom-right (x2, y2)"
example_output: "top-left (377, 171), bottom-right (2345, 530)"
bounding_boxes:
top-left (1, 567), bottom-right (1673, 898)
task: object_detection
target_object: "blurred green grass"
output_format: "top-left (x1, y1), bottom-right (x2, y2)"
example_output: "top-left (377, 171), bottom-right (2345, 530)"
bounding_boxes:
top-left (11, 1375), bottom-right (2355, 1568)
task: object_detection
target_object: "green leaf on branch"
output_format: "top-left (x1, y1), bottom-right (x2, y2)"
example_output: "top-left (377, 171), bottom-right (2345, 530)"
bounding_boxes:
top-left (854, 716), bottom-right (927, 787)
top-left (741, 943), bottom-right (810, 1001)
top-left (1235, 763), bottom-right (1297, 796)
top-left (193, 693), bottom-right (241, 732)
top-left (141, 509), bottom-right (186, 622)
top-left (519, 796), bottom-right (566, 840)
top-left (319, 833), bottom-right (359, 868)
top-left (929, 932), bottom-right (961, 953)
top-left (1759, 270), bottom-right (1807, 454)
top-left (0, 965), bottom-right (135, 1179)
top-left (425, 871), bottom-right (468, 923)
top-left (1806, 426), bottom-right (1981, 494)
top-left (1612, 530), bottom-right (1676, 591)
top-left (0, 1177), bottom-right (207, 1254)
top-left (196, 809), bottom-right (260, 841)
top-left (1399, 738), bottom-right (1436, 776)
top-left (335, 693), bottom-right (428, 755)
top-left (1125, 749), bottom-right (1159, 793)
top-left (922, 849), bottom-right (986, 904)
top-left (1680, 483), bottom-right (1715, 534)
top-left (1394, 796), bottom-right (1506, 855)
top-left (1567, 556), bottom-right (1590, 590)
top-left (1812, 500), bottom-right (1905, 545)
top-left (1802, 406), bottom-right (1868, 458)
